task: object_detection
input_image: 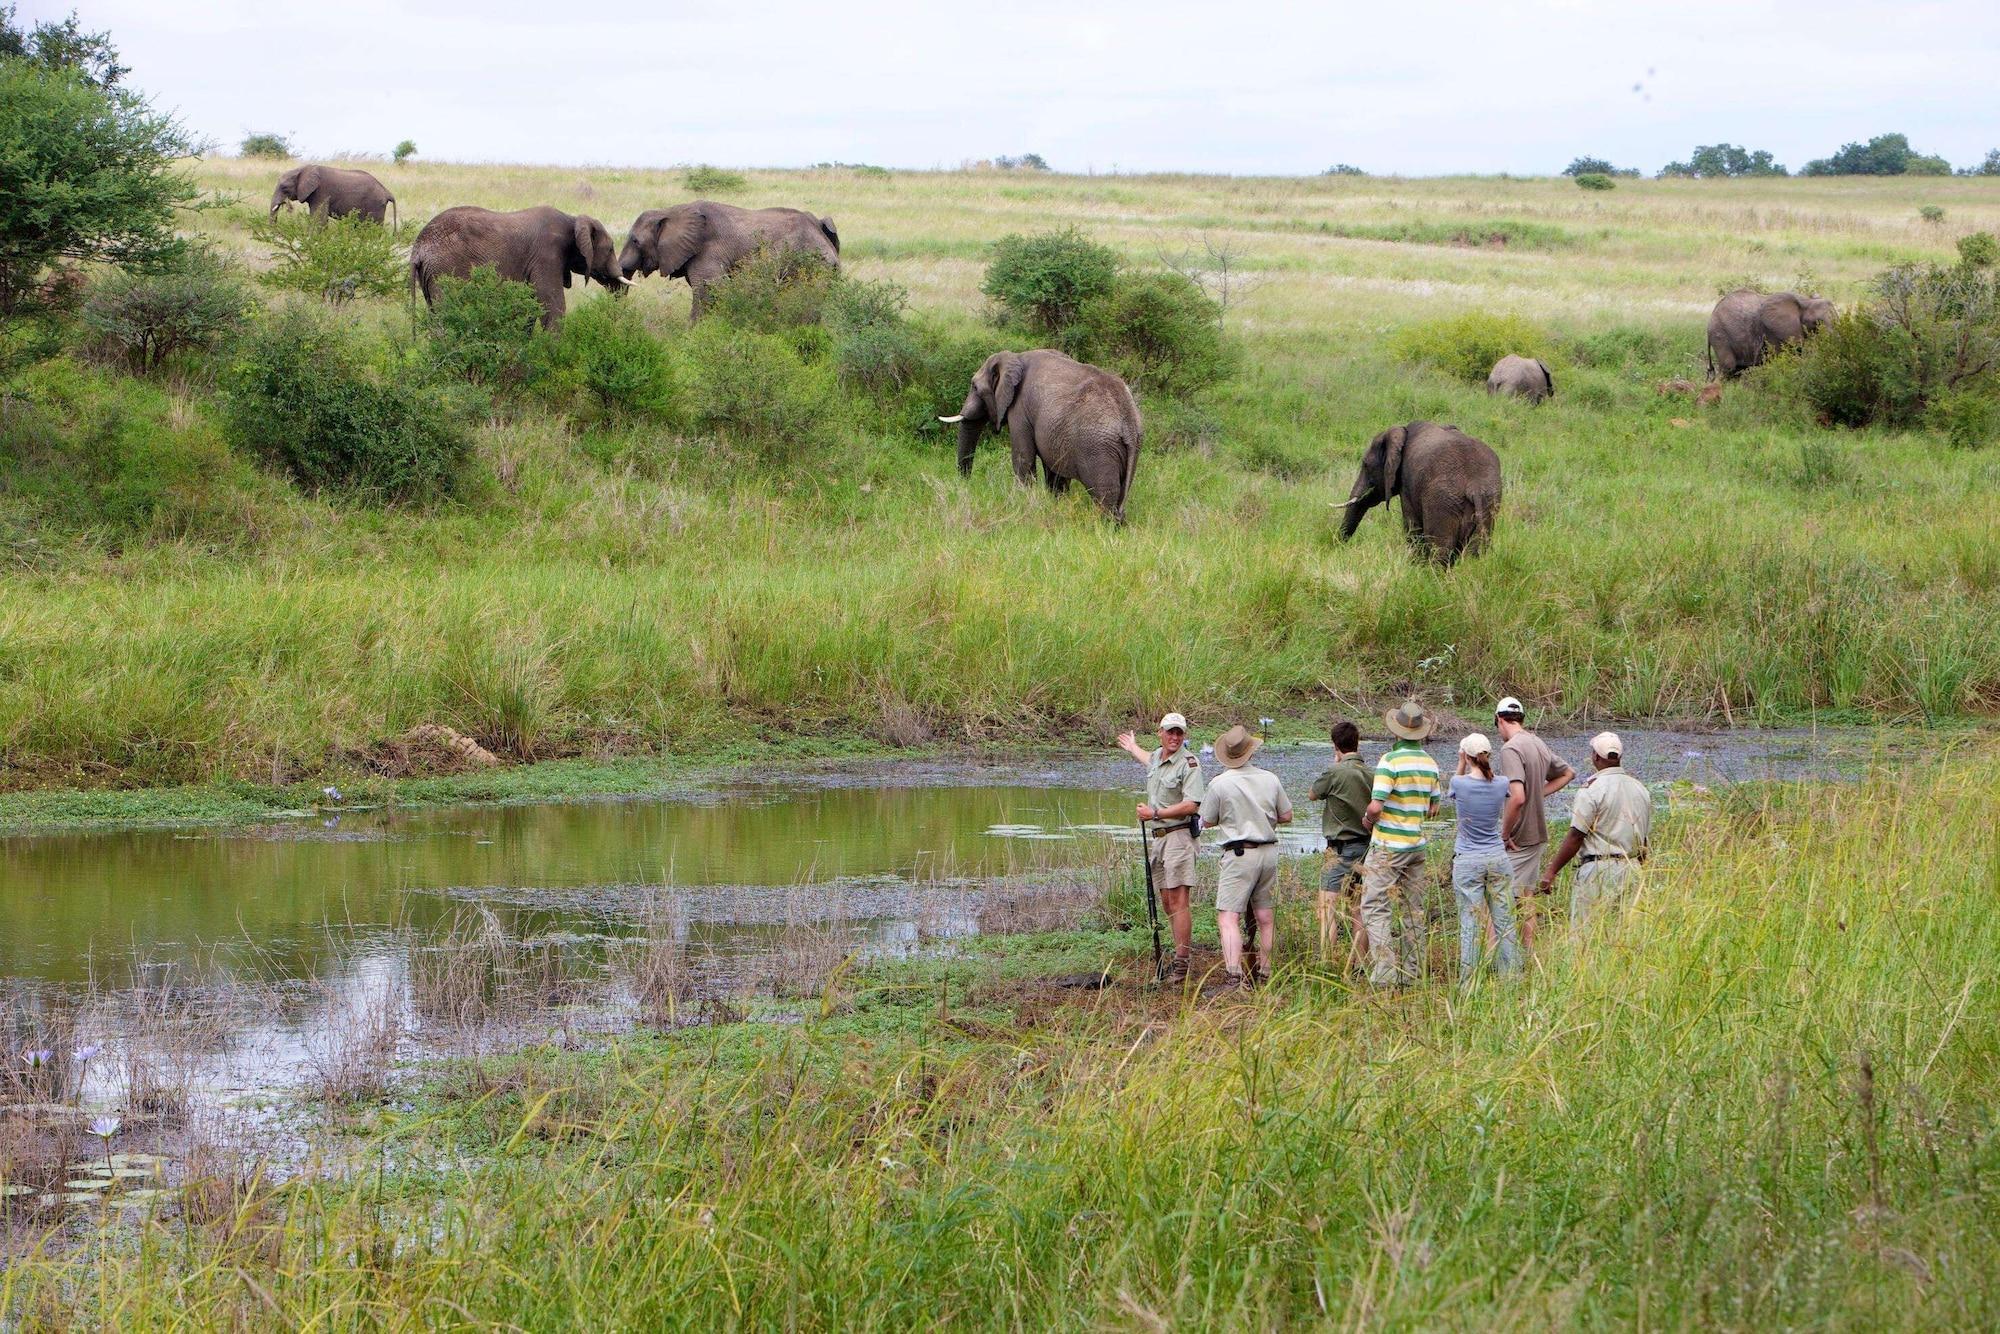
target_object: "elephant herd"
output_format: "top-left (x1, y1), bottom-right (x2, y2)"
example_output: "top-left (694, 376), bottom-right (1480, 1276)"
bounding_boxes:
top-left (269, 163), bottom-right (1838, 561)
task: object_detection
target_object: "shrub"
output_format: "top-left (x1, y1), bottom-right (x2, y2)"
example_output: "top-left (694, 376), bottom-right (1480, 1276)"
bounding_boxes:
top-left (224, 304), bottom-right (472, 502)
top-left (251, 210), bottom-right (405, 303)
top-left (1563, 324), bottom-right (1680, 371)
top-left (1657, 144), bottom-right (1786, 178)
top-left (1959, 232), bottom-right (1999, 268)
top-left (80, 246), bottom-right (250, 374)
top-left (1927, 389), bottom-right (1998, 449)
top-left (681, 322), bottom-right (843, 463)
top-left (1065, 270), bottom-right (1230, 397)
top-left (683, 165), bottom-right (747, 193)
top-left (1801, 132), bottom-right (1950, 177)
top-left (393, 139), bottom-right (416, 165)
top-left (1563, 156), bottom-right (1618, 176)
top-left (1390, 311), bottom-right (1550, 384)
top-left (534, 297), bottom-right (676, 419)
top-left (1322, 163), bottom-right (1366, 176)
top-left (825, 275), bottom-right (919, 393)
top-left (704, 247), bottom-right (841, 337)
top-left (981, 227), bottom-right (1120, 334)
top-left (425, 266), bottom-right (546, 386)
top-left (1920, 205), bottom-right (1946, 224)
top-left (1574, 172), bottom-right (1615, 191)
top-left (239, 131), bottom-right (292, 159)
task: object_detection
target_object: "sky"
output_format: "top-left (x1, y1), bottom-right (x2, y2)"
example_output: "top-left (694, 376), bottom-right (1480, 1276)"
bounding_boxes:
top-left (23, 0), bottom-right (2000, 175)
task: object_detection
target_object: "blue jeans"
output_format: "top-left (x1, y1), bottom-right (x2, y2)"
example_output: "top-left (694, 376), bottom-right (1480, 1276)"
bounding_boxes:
top-left (1454, 848), bottom-right (1520, 975)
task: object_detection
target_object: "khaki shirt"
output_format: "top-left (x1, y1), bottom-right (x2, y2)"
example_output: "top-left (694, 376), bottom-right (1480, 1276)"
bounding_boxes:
top-left (1570, 767), bottom-right (1652, 859)
top-left (1308, 754), bottom-right (1372, 844)
top-left (1199, 764), bottom-right (1292, 845)
top-left (1498, 730), bottom-right (1572, 849)
top-left (1145, 747), bottom-right (1207, 835)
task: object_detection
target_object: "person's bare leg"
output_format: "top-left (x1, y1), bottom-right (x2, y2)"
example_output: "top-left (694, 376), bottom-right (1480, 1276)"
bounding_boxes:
top-left (1218, 910), bottom-right (1246, 975)
top-left (1253, 906), bottom-right (1277, 976)
top-left (1161, 886), bottom-right (1192, 959)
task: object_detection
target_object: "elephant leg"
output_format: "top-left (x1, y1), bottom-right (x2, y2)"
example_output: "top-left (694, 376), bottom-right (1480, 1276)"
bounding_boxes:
top-left (1044, 469), bottom-right (1071, 494)
top-left (531, 264), bottom-right (565, 329)
top-left (1008, 419), bottom-right (1039, 487)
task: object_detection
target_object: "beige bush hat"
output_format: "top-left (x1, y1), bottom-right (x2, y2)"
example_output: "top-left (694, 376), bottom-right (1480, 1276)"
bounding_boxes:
top-left (1158, 712), bottom-right (1189, 733)
top-left (1383, 699), bottom-right (1435, 741)
top-left (1214, 724), bottom-right (1260, 768)
top-left (1590, 731), bottom-right (1624, 759)
top-left (1459, 731), bottom-right (1493, 757)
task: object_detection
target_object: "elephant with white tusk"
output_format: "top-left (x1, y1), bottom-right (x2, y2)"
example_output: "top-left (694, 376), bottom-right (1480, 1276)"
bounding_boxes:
top-left (1707, 289), bottom-right (1835, 379)
top-left (410, 206), bottom-right (626, 329)
top-left (271, 164), bottom-right (398, 228)
top-left (945, 350), bottom-right (1142, 523)
top-left (1338, 421), bottom-right (1502, 565)
top-left (618, 201), bottom-right (839, 320)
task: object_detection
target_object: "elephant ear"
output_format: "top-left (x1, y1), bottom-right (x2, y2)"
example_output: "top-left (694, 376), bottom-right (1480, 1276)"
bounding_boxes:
top-left (573, 214), bottom-right (609, 276)
top-left (1382, 426), bottom-right (1409, 497)
top-left (817, 216), bottom-right (840, 253)
top-left (991, 353), bottom-right (1027, 425)
top-left (653, 206), bottom-right (708, 279)
top-left (297, 165), bottom-right (322, 199)
top-left (1536, 360), bottom-right (1555, 397)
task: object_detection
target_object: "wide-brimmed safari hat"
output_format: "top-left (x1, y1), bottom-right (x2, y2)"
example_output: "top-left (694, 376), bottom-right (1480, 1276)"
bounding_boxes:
top-left (1383, 699), bottom-right (1435, 741)
top-left (1214, 724), bottom-right (1261, 768)
top-left (1459, 731), bottom-right (1493, 757)
top-left (1158, 712), bottom-right (1189, 733)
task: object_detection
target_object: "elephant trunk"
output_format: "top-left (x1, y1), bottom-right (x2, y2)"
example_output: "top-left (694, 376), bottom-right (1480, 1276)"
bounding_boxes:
top-left (1337, 479), bottom-right (1376, 542)
top-left (269, 190), bottom-right (285, 216)
top-left (617, 239), bottom-right (647, 282)
top-left (955, 418), bottom-right (983, 477)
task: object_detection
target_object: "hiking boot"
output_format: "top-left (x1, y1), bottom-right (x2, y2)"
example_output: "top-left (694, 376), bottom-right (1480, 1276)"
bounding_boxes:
top-left (1217, 970), bottom-right (1250, 993)
top-left (1162, 955), bottom-right (1190, 985)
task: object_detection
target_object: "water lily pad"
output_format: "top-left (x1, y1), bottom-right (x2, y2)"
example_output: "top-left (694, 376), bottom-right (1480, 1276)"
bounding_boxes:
top-left (108, 1153), bottom-right (164, 1168)
top-left (1, 1184), bottom-right (34, 1197)
top-left (64, 1178), bottom-right (110, 1191)
top-left (109, 1166), bottom-right (157, 1179)
top-left (111, 1189), bottom-right (168, 1208)
top-left (58, 1191), bottom-right (104, 1204)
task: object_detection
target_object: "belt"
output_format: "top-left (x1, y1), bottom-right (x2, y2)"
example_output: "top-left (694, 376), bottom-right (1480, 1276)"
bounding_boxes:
top-left (1223, 839), bottom-right (1277, 855)
top-left (1579, 853), bottom-right (1629, 865)
top-left (1150, 821), bottom-right (1196, 837)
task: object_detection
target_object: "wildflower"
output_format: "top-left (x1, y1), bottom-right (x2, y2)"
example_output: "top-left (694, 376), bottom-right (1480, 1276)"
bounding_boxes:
top-left (89, 1115), bottom-right (121, 1140)
top-left (322, 785), bottom-right (343, 803)
top-left (73, 1044), bottom-right (102, 1064)
top-left (22, 1048), bottom-right (52, 1068)
top-left (1258, 717), bottom-right (1275, 728)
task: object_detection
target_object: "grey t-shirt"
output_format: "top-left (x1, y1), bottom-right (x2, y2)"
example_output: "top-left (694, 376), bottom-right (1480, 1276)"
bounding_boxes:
top-left (1448, 774), bottom-right (1513, 855)
top-left (1497, 730), bottom-right (1571, 848)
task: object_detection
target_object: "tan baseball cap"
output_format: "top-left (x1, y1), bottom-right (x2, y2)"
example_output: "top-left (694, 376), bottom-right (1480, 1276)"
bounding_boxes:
top-left (1590, 731), bottom-right (1624, 759)
top-left (1158, 712), bottom-right (1189, 733)
top-left (1459, 732), bottom-right (1493, 757)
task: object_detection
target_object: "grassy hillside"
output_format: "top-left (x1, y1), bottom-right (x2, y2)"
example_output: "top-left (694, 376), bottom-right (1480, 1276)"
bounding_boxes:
top-left (3, 162), bottom-right (1998, 793)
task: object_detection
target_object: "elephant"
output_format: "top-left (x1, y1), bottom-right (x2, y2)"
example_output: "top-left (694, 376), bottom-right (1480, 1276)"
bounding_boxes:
top-left (1707, 289), bottom-right (1835, 379)
top-left (1487, 354), bottom-right (1554, 404)
top-left (270, 164), bottom-right (397, 228)
top-left (409, 206), bottom-right (627, 329)
top-left (617, 201), bottom-right (840, 318)
top-left (939, 350), bottom-right (1142, 522)
top-left (1336, 421), bottom-right (1502, 565)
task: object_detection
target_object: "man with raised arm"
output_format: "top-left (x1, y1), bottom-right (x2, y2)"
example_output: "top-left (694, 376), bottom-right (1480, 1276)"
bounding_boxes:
top-left (1118, 712), bottom-right (1207, 984)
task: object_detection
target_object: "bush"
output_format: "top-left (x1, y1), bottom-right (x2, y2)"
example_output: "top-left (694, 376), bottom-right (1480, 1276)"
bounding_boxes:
top-left (1563, 157), bottom-right (1617, 176)
top-left (1573, 173), bottom-right (1615, 191)
top-left (1927, 389), bottom-right (1998, 449)
top-left (1065, 270), bottom-right (1230, 397)
top-left (425, 266), bottom-right (546, 386)
top-left (1563, 324), bottom-right (1680, 371)
top-left (1920, 205), bottom-right (1946, 224)
top-left (534, 297), bottom-right (676, 419)
top-left (704, 247), bottom-right (841, 338)
top-left (1390, 311), bottom-right (1550, 384)
top-left (393, 139), bottom-right (416, 165)
top-left (1322, 164), bottom-right (1366, 176)
top-left (251, 210), bottom-right (405, 303)
top-left (224, 304), bottom-right (473, 502)
top-left (0, 357), bottom-right (268, 542)
top-left (981, 227), bottom-right (1120, 334)
top-left (1801, 132), bottom-right (1950, 177)
top-left (239, 131), bottom-right (292, 159)
top-left (825, 275), bottom-right (918, 393)
top-left (683, 165), bottom-right (747, 193)
top-left (1957, 232), bottom-right (1998, 268)
top-left (80, 246), bottom-right (250, 374)
top-left (681, 322), bottom-right (843, 463)
top-left (1657, 144), bottom-right (1786, 178)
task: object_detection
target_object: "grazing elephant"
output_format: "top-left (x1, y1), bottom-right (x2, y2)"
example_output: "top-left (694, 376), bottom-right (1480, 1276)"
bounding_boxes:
top-left (1707, 289), bottom-right (1835, 379)
top-left (1487, 354), bottom-right (1554, 404)
top-left (409, 206), bottom-right (627, 329)
top-left (270, 164), bottom-right (398, 228)
top-left (1336, 421), bottom-right (1502, 565)
top-left (939, 350), bottom-right (1142, 522)
top-left (617, 201), bottom-right (840, 318)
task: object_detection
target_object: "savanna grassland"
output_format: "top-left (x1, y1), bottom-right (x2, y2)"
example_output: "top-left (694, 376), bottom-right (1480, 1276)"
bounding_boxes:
top-left (3, 160), bottom-right (1997, 812)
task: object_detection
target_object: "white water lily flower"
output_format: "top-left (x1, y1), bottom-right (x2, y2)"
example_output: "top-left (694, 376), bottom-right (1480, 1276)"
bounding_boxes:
top-left (88, 1116), bottom-right (121, 1140)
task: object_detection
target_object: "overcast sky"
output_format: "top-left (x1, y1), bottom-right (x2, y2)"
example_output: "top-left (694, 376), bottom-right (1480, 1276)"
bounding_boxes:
top-left (26, 0), bottom-right (2000, 175)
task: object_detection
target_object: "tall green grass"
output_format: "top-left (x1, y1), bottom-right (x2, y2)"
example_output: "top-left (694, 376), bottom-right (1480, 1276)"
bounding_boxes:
top-left (6, 749), bottom-right (1995, 1325)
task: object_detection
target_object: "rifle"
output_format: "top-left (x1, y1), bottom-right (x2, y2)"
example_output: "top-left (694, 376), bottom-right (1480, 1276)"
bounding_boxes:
top-left (1138, 817), bottom-right (1163, 984)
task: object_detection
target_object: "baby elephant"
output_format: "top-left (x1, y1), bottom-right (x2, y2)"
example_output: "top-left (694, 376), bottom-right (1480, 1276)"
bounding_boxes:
top-left (1487, 354), bottom-right (1554, 404)
top-left (940, 350), bottom-right (1142, 522)
top-left (1337, 421), bottom-right (1502, 565)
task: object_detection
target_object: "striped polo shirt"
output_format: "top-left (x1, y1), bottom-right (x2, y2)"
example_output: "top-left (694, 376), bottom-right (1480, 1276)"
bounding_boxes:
top-left (1369, 740), bottom-right (1440, 851)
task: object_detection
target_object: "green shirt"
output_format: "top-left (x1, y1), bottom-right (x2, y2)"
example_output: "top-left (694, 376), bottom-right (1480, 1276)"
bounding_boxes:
top-left (1145, 747), bottom-right (1207, 835)
top-left (1308, 754), bottom-right (1372, 844)
top-left (1369, 740), bottom-right (1440, 852)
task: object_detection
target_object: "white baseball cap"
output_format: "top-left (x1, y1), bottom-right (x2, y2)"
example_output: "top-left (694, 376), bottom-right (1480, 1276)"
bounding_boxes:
top-left (1590, 731), bottom-right (1624, 759)
top-left (1158, 712), bottom-right (1189, 732)
top-left (1459, 732), bottom-right (1493, 757)
top-left (1494, 697), bottom-right (1525, 718)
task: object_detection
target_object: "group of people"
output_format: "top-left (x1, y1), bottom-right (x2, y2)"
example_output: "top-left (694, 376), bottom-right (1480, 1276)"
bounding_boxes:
top-left (1116, 697), bottom-right (1653, 989)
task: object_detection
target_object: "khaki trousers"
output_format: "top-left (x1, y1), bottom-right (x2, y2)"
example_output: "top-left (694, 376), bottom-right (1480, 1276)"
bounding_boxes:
top-left (1359, 845), bottom-right (1428, 987)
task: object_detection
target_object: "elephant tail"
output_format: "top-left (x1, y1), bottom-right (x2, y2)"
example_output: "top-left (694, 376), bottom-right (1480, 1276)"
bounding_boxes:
top-left (1120, 424), bottom-right (1141, 520)
top-left (389, 197), bottom-right (399, 233)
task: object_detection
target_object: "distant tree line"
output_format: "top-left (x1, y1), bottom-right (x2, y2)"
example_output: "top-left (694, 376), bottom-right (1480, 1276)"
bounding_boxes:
top-left (1559, 134), bottom-right (2000, 179)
